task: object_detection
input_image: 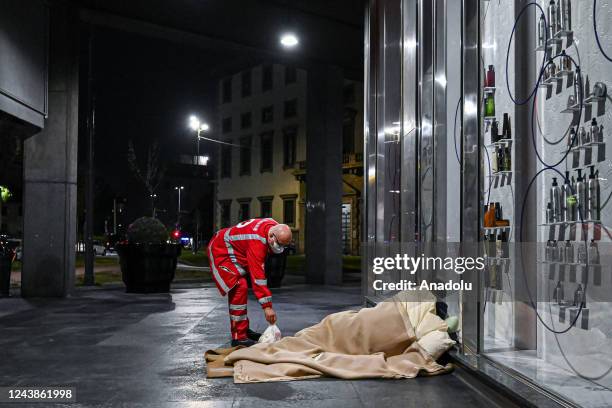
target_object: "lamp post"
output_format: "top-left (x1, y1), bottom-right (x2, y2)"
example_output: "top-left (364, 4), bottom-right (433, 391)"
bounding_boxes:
top-left (150, 193), bottom-right (157, 217)
top-left (188, 115), bottom-right (209, 253)
top-left (189, 115), bottom-right (210, 166)
top-left (174, 186), bottom-right (184, 225)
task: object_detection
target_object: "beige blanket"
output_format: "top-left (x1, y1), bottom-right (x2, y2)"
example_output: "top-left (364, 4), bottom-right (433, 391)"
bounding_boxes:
top-left (206, 291), bottom-right (454, 383)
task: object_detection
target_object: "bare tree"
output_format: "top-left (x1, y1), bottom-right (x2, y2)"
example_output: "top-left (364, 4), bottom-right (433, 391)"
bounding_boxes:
top-left (127, 140), bottom-right (165, 216)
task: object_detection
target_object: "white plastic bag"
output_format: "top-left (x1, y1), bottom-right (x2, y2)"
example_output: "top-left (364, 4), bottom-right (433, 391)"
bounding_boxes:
top-left (258, 324), bottom-right (282, 343)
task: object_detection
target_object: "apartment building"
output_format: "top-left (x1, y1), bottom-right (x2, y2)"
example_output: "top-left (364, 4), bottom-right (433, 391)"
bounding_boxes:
top-left (216, 63), bottom-right (363, 254)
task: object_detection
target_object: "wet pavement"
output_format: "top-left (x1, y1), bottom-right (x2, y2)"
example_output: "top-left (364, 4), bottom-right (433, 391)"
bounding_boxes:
top-left (0, 282), bottom-right (518, 407)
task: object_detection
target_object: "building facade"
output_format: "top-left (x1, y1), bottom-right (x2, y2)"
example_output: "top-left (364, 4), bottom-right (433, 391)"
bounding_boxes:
top-left (215, 64), bottom-right (363, 254)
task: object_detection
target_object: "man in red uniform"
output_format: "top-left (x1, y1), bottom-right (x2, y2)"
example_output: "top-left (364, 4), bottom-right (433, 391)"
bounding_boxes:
top-left (207, 218), bottom-right (292, 346)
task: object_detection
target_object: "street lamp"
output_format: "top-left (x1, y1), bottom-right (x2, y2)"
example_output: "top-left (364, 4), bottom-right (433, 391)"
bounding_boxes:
top-left (280, 32), bottom-right (299, 49)
top-left (188, 115), bottom-right (210, 166)
top-left (174, 186), bottom-right (184, 225)
top-left (150, 193), bottom-right (158, 217)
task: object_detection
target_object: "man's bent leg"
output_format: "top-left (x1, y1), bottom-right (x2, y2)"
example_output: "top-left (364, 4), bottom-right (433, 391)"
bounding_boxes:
top-left (228, 276), bottom-right (249, 340)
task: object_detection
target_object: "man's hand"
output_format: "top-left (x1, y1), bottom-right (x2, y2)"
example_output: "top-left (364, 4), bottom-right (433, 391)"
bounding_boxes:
top-left (264, 307), bottom-right (277, 325)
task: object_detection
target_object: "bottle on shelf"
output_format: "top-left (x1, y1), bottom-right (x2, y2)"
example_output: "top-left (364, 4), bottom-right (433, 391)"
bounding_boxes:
top-left (587, 165), bottom-right (600, 221)
top-left (579, 126), bottom-right (590, 145)
top-left (492, 147), bottom-right (499, 173)
top-left (538, 14), bottom-right (547, 47)
top-left (576, 169), bottom-right (587, 220)
top-left (590, 118), bottom-right (600, 145)
top-left (554, 280), bottom-right (564, 304)
top-left (570, 174), bottom-right (578, 221)
top-left (561, 171), bottom-right (572, 222)
top-left (485, 65), bottom-right (495, 88)
top-left (502, 113), bottom-right (511, 139)
top-left (564, 240), bottom-right (574, 264)
top-left (491, 119), bottom-right (500, 144)
top-left (573, 70), bottom-right (583, 104)
top-left (485, 203), bottom-right (495, 228)
top-left (559, 0), bottom-right (571, 32)
top-left (485, 93), bottom-right (495, 117)
top-left (573, 284), bottom-right (585, 308)
top-left (503, 147), bottom-right (511, 171)
top-left (548, 0), bottom-right (558, 37)
top-left (546, 202), bottom-right (554, 224)
top-left (577, 241), bottom-right (587, 264)
top-left (550, 177), bottom-right (562, 222)
top-left (588, 240), bottom-right (600, 264)
top-left (567, 127), bottom-right (576, 151)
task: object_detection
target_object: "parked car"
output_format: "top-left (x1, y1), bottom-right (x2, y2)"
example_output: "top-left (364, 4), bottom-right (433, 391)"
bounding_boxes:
top-left (93, 240), bottom-right (107, 256)
top-left (76, 240), bottom-right (108, 256)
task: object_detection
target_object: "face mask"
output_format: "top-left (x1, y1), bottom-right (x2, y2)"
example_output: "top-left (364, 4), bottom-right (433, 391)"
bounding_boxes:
top-left (269, 237), bottom-right (285, 254)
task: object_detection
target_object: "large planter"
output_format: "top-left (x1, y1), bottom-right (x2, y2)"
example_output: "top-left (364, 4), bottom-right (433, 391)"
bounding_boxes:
top-left (265, 251), bottom-right (287, 288)
top-left (116, 243), bottom-right (181, 293)
top-left (0, 252), bottom-right (12, 297)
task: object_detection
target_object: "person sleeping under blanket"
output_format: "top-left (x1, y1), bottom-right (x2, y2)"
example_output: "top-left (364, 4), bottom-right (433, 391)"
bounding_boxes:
top-left (205, 290), bottom-right (459, 383)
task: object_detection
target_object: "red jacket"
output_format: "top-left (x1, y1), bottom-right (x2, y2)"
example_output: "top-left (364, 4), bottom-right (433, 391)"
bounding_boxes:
top-left (207, 218), bottom-right (276, 308)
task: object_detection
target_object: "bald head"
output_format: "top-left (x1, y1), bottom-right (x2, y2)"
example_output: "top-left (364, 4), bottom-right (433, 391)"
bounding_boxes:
top-left (269, 224), bottom-right (292, 246)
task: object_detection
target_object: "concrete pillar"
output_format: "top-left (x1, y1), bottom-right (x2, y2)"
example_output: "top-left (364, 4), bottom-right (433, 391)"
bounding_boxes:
top-left (21, 4), bottom-right (79, 297)
top-left (305, 65), bottom-right (344, 285)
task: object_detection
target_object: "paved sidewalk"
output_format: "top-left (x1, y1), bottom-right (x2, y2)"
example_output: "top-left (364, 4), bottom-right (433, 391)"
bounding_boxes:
top-left (0, 282), bottom-right (515, 407)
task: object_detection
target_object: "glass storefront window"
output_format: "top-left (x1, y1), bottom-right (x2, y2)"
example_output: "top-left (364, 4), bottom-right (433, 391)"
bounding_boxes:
top-left (365, 0), bottom-right (612, 406)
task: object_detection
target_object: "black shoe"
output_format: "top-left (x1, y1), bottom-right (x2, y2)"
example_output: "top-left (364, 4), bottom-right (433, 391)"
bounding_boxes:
top-left (247, 329), bottom-right (261, 341)
top-left (231, 338), bottom-right (257, 347)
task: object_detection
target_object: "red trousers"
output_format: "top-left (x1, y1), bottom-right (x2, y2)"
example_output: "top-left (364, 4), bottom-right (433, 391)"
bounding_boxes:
top-left (228, 276), bottom-right (249, 340)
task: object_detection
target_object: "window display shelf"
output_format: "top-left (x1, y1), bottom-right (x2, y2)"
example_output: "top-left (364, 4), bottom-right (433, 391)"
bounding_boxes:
top-left (538, 261), bottom-right (603, 267)
top-left (485, 256), bottom-right (510, 265)
top-left (560, 103), bottom-right (581, 113)
top-left (562, 141), bottom-right (604, 154)
top-left (485, 139), bottom-right (512, 148)
top-left (584, 94), bottom-right (606, 104)
top-left (483, 226), bottom-right (511, 234)
top-left (483, 116), bottom-right (496, 123)
top-left (556, 69), bottom-right (573, 78)
top-left (538, 220), bottom-right (601, 227)
top-left (487, 171), bottom-right (512, 177)
top-left (543, 75), bottom-right (563, 85)
top-left (554, 29), bottom-right (573, 38)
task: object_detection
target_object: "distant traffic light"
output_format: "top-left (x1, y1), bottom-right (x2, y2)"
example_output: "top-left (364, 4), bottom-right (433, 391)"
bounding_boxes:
top-left (172, 229), bottom-right (181, 240)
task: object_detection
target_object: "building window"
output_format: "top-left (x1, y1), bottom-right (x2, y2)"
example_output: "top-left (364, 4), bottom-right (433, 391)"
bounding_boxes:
top-left (222, 78), bottom-right (232, 103)
top-left (260, 132), bottom-right (273, 173)
top-left (239, 135), bottom-right (251, 175)
top-left (221, 142), bottom-right (232, 178)
top-left (262, 106), bottom-right (273, 123)
top-left (258, 196), bottom-right (273, 218)
top-left (283, 127), bottom-right (297, 168)
top-left (238, 199), bottom-right (251, 221)
top-left (281, 194), bottom-right (297, 227)
top-left (240, 112), bottom-right (251, 129)
top-left (343, 83), bottom-right (356, 104)
top-left (284, 99), bottom-right (297, 118)
top-left (262, 65), bottom-right (273, 91)
top-left (343, 109), bottom-right (357, 154)
top-left (285, 66), bottom-right (297, 84)
top-left (222, 117), bottom-right (232, 134)
top-left (241, 71), bottom-right (251, 97)
top-left (219, 200), bottom-right (232, 227)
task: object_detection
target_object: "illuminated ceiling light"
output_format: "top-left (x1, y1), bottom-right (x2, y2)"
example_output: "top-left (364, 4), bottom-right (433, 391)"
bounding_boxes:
top-left (280, 33), bottom-right (299, 48)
